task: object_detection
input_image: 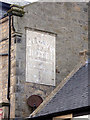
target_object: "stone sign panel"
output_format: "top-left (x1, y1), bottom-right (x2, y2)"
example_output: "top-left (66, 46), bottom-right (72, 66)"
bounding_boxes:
top-left (26, 29), bottom-right (56, 86)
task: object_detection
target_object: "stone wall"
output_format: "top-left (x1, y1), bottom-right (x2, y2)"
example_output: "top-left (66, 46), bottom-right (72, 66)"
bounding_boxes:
top-left (0, 2), bottom-right (88, 118)
top-left (0, 16), bottom-right (16, 118)
top-left (0, 17), bottom-right (9, 104)
top-left (13, 2), bottom-right (88, 118)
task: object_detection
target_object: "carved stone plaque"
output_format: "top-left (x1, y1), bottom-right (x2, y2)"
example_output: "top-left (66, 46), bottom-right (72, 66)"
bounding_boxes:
top-left (26, 29), bottom-right (56, 86)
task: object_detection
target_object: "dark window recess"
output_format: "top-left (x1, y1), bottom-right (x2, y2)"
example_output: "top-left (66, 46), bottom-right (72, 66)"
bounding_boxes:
top-left (14, 37), bottom-right (21, 43)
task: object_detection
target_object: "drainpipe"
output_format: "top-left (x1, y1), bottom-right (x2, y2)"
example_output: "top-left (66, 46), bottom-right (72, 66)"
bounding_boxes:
top-left (7, 13), bottom-right (12, 120)
top-left (6, 5), bottom-right (25, 119)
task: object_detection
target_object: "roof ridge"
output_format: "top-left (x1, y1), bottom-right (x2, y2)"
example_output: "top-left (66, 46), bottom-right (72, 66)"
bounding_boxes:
top-left (29, 62), bottom-right (85, 118)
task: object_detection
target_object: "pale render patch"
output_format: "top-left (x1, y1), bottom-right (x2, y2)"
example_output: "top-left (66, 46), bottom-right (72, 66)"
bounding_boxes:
top-left (26, 29), bottom-right (56, 86)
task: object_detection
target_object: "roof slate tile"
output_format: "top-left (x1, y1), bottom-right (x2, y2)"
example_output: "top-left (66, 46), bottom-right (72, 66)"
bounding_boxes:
top-left (33, 63), bottom-right (89, 117)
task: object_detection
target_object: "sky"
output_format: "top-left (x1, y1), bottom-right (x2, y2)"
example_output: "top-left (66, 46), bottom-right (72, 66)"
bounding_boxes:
top-left (0, 0), bottom-right (39, 6)
top-left (25, 0), bottom-right (38, 2)
top-left (0, 0), bottom-right (37, 2)
top-left (0, 0), bottom-right (89, 4)
top-left (0, 0), bottom-right (38, 2)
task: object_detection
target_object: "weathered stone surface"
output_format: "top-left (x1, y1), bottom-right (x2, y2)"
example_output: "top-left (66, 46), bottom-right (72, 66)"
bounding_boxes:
top-left (26, 29), bottom-right (56, 86)
top-left (0, 16), bottom-right (16, 118)
top-left (0, 2), bottom-right (88, 118)
top-left (13, 2), bottom-right (88, 118)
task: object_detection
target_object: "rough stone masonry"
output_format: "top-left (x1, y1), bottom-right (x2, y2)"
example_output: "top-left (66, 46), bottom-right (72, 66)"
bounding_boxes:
top-left (0, 16), bottom-right (16, 118)
top-left (0, 2), bottom-right (88, 118)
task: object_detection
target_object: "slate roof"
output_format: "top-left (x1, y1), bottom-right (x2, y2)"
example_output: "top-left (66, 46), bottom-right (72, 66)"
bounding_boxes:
top-left (0, 2), bottom-right (11, 19)
top-left (30, 63), bottom-right (90, 118)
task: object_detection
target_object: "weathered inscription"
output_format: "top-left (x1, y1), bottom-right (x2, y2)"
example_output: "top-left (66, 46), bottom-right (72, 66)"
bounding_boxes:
top-left (26, 29), bottom-right (55, 86)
